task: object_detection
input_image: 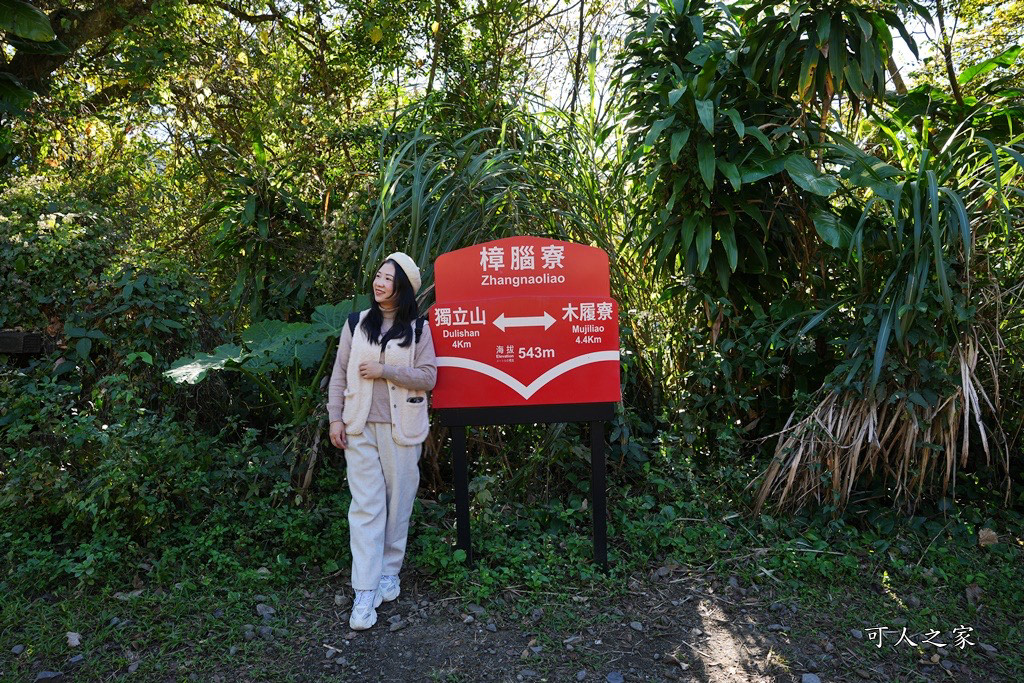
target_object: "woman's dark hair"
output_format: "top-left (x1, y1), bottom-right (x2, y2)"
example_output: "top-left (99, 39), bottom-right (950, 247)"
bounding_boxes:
top-left (361, 258), bottom-right (419, 348)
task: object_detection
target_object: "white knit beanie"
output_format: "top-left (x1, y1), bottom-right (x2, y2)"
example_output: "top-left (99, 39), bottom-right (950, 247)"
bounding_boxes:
top-left (385, 252), bottom-right (422, 294)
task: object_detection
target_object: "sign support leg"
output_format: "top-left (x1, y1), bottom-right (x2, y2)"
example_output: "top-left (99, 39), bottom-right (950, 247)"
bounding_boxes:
top-left (452, 425), bottom-right (473, 565)
top-left (590, 420), bottom-right (608, 571)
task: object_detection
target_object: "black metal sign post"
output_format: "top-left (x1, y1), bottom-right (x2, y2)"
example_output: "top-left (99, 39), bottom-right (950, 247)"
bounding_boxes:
top-left (438, 402), bottom-right (615, 570)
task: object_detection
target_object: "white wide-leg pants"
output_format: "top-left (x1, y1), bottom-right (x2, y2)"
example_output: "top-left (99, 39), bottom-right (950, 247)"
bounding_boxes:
top-left (345, 422), bottom-right (421, 591)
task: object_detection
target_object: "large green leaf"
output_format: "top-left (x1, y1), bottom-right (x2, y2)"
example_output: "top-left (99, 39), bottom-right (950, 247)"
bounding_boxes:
top-left (644, 115), bottom-right (676, 150)
top-left (785, 155), bottom-right (840, 196)
top-left (5, 34), bottom-right (69, 54)
top-left (811, 210), bottom-right (849, 248)
top-left (869, 303), bottom-right (898, 392)
top-left (685, 43), bottom-right (713, 66)
top-left (292, 338), bottom-right (329, 370)
top-left (242, 319), bottom-right (291, 345)
top-left (797, 44), bottom-right (818, 101)
top-left (165, 344), bottom-right (244, 384)
top-left (695, 99), bottom-right (714, 133)
top-left (0, 0), bottom-right (54, 42)
top-left (0, 72), bottom-right (34, 114)
top-left (716, 159), bottom-right (741, 190)
top-left (719, 223), bottom-right (738, 270)
top-left (739, 154), bottom-right (790, 183)
top-left (695, 219), bottom-right (712, 273)
top-left (311, 296), bottom-right (367, 331)
top-left (958, 45), bottom-right (1022, 84)
top-left (75, 337), bottom-right (92, 360)
top-left (697, 140), bottom-right (716, 189)
top-left (669, 128), bottom-right (691, 163)
top-left (839, 152), bottom-right (903, 199)
top-left (722, 108), bottom-right (745, 138)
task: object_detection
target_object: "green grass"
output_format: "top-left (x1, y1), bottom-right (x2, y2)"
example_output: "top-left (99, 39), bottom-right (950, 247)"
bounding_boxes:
top-left (1, 580), bottom-right (338, 680)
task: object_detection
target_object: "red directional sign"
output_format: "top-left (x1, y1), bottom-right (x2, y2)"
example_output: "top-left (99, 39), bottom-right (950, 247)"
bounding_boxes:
top-left (430, 238), bottom-right (621, 409)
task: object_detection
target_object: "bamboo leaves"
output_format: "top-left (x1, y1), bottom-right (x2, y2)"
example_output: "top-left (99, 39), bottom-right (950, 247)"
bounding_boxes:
top-left (743, 0), bottom-right (925, 111)
top-left (615, 0), bottom-right (798, 289)
top-left (362, 119), bottom-right (537, 293)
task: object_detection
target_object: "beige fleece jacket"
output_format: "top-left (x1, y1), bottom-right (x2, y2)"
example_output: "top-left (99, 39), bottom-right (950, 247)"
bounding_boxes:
top-left (326, 307), bottom-right (437, 425)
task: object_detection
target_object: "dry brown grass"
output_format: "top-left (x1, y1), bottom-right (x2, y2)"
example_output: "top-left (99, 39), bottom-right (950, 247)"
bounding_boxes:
top-left (752, 331), bottom-right (1012, 513)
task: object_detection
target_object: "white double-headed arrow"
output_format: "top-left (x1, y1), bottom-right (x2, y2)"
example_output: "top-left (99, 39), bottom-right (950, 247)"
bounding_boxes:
top-left (492, 311), bottom-right (555, 331)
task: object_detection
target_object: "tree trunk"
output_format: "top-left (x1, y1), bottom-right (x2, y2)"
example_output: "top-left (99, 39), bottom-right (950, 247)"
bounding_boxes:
top-left (426, 0), bottom-right (440, 94)
top-left (935, 0), bottom-right (965, 106)
top-left (887, 57), bottom-right (908, 95)
top-left (568, 0), bottom-right (585, 115)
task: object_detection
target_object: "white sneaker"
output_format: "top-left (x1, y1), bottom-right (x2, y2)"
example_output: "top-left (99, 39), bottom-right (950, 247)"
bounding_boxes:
top-left (378, 575), bottom-right (400, 602)
top-left (349, 589), bottom-right (382, 630)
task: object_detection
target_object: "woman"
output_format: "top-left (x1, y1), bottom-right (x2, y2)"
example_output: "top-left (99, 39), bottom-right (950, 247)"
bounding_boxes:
top-left (326, 252), bottom-right (437, 630)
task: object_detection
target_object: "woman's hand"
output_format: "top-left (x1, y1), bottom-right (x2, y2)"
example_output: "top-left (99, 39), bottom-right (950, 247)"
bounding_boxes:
top-left (329, 420), bottom-right (347, 449)
top-left (358, 360), bottom-right (384, 379)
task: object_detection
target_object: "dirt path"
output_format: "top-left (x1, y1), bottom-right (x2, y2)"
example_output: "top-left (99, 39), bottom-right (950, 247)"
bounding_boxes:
top-left (284, 565), bottom-right (1010, 683)
top-left (294, 567), bottom-right (790, 683)
top-left (8, 564), bottom-right (1013, 682)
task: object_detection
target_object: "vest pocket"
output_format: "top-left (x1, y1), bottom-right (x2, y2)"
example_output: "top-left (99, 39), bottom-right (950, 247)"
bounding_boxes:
top-left (398, 392), bottom-right (429, 440)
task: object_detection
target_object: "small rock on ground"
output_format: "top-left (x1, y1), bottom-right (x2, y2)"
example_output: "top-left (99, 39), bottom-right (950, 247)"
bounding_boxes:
top-left (607, 672), bottom-right (624, 683)
top-left (802, 675), bottom-right (822, 683)
top-left (576, 671), bottom-right (587, 681)
top-left (35, 673), bottom-right (64, 681)
top-left (11, 644), bottom-right (25, 655)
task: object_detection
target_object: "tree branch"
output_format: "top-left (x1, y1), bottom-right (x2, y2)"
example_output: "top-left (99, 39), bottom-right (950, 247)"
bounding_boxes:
top-left (935, 0), bottom-right (965, 106)
top-left (191, 0), bottom-right (282, 24)
top-left (8, 0), bottom-right (154, 93)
